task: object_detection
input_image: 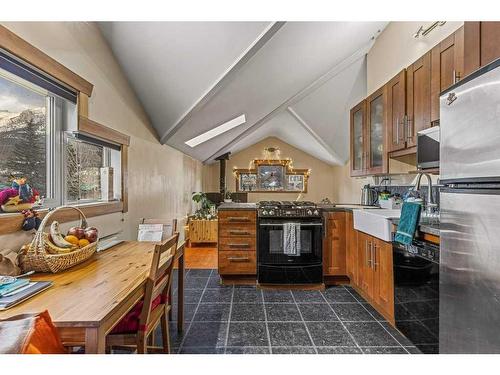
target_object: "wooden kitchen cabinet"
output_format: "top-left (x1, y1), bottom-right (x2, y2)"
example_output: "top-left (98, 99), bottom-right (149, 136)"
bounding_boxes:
top-left (464, 22), bottom-right (500, 77)
top-left (373, 238), bottom-right (394, 319)
top-left (345, 211), bottom-right (358, 285)
top-left (349, 100), bottom-right (367, 177)
top-left (386, 69), bottom-right (407, 153)
top-left (349, 87), bottom-right (388, 177)
top-left (218, 210), bottom-right (257, 276)
top-left (357, 231), bottom-right (375, 299)
top-left (430, 27), bottom-right (464, 123)
top-left (406, 51), bottom-right (432, 148)
top-left (323, 211), bottom-right (346, 276)
top-left (354, 230), bottom-right (394, 322)
top-left (366, 86), bottom-right (388, 175)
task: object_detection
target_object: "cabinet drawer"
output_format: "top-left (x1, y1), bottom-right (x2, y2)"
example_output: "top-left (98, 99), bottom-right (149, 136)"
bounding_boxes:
top-left (219, 251), bottom-right (256, 275)
top-left (219, 225), bottom-right (256, 238)
top-left (218, 210), bottom-right (256, 224)
top-left (219, 237), bottom-right (256, 251)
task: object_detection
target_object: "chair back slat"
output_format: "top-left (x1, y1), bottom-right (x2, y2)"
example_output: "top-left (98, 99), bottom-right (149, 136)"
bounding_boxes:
top-left (138, 233), bottom-right (179, 331)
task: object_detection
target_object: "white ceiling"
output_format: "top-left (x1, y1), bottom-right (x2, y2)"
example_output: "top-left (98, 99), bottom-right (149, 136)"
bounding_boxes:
top-left (99, 21), bottom-right (387, 166)
top-left (226, 111), bottom-right (339, 165)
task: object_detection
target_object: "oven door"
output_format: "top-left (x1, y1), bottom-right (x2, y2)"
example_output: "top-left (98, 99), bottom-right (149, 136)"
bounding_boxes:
top-left (258, 219), bottom-right (323, 265)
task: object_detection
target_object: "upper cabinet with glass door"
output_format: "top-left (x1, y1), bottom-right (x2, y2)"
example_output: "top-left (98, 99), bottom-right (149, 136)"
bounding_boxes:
top-left (366, 86), bottom-right (388, 175)
top-left (350, 100), bottom-right (367, 177)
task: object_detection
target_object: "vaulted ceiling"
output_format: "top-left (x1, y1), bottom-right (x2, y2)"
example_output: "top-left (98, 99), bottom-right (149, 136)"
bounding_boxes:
top-left (99, 22), bottom-right (387, 165)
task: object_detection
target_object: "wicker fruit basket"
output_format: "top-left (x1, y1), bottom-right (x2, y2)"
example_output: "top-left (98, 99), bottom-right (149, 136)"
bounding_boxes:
top-left (21, 206), bottom-right (98, 273)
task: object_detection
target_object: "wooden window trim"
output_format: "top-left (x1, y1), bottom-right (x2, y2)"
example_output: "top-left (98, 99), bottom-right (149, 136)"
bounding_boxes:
top-left (0, 201), bottom-right (123, 236)
top-left (78, 115), bottom-right (130, 146)
top-left (0, 27), bottom-right (130, 234)
top-left (0, 25), bottom-right (93, 96)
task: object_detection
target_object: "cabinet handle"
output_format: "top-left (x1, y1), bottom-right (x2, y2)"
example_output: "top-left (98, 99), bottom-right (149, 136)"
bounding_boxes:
top-left (406, 116), bottom-right (413, 142)
top-left (227, 256), bottom-right (250, 262)
top-left (395, 118), bottom-right (400, 145)
top-left (453, 70), bottom-right (461, 84)
top-left (372, 243), bottom-right (378, 270)
top-left (365, 240), bottom-right (372, 267)
top-left (229, 230), bottom-right (251, 235)
top-left (228, 243), bottom-right (251, 249)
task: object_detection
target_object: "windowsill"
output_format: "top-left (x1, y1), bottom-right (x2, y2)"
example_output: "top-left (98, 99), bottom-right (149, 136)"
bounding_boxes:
top-left (0, 201), bottom-right (124, 236)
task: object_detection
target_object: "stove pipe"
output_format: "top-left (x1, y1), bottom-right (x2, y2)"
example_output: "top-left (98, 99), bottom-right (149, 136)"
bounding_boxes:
top-left (215, 152), bottom-right (231, 199)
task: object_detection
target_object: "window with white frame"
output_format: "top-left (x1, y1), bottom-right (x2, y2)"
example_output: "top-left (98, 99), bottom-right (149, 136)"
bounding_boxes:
top-left (0, 51), bottom-right (121, 213)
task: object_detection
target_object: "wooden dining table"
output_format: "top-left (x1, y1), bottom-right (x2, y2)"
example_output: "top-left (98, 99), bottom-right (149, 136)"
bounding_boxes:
top-left (0, 240), bottom-right (185, 354)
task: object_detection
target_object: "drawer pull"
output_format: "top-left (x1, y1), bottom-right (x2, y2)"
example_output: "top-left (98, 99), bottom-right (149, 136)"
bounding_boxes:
top-left (228, 243), bottom-right (250, 249)
top-left (227, 256), bottom-right (250, 262)
top-left (228, 217), bottom-right (251, 222)
top-left (229, 230), bottom-right (251, 235)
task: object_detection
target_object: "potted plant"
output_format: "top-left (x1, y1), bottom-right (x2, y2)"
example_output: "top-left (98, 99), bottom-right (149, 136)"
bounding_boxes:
top-left (224, 190), bottom-right (233, 203)
top-left (191, 192), bottom-right (216, 220)
top-left (189, 192), bottom-right (217, 245)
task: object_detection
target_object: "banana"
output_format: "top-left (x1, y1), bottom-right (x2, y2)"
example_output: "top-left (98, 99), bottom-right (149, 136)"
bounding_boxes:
top-left (49, 221), bottom-right (73, 248)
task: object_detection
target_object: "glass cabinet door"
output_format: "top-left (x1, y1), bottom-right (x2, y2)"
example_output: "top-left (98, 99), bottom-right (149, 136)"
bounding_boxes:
top-left (367, 89), bottom-right (386, 173)
top-left (353, 109), bottom-right (364, 171)
top-left (350, 100), bottom-right (366, 176)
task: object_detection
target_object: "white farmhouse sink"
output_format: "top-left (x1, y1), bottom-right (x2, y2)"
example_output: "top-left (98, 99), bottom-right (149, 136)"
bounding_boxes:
top-left (353, 209), bottom-right (401, 242)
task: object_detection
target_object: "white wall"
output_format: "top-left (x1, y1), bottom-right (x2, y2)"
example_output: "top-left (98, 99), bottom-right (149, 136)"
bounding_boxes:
top-left (0, 22), bottom-right (202, 251)
top-left (367, 21), bottom-right (464, 95)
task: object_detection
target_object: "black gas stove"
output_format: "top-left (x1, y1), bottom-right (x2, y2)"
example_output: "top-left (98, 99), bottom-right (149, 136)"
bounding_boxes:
top-left (258, 201), bottom-right (322, 218)
top-left (257, 201), bottom-right (323, 284)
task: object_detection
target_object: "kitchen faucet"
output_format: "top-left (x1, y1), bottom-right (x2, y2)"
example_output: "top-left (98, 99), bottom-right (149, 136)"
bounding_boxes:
top-left (413, 172), bottom-right (438, 215)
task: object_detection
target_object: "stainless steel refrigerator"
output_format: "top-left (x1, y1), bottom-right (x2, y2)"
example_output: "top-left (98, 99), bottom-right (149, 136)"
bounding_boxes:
top-left (440, 59), bottom-right (500, 353)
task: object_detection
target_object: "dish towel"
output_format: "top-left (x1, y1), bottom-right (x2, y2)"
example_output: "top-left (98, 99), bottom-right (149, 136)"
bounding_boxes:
top-left (283, 223), bottom-right (301, 256)
top-left (395, 202), bottom-right (421, 245)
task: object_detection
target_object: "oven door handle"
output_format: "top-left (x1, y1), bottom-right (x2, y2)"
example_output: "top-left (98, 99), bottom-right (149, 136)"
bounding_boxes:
top-left (258, 223), bottom-right (323, 227)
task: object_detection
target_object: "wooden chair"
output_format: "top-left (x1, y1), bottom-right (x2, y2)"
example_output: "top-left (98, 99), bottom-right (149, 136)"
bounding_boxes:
top-left (106, 233), bottom-right (179, 354)
top-left (139, 218), bottom-right (179, 321)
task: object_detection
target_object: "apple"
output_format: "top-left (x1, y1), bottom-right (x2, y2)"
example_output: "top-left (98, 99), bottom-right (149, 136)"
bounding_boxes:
top-left (68, 226), bottom-right (85, 240)
top-left (84, 227), bottom-right (98, 243)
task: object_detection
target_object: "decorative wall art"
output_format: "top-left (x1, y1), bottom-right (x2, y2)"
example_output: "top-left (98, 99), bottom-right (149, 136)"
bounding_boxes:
top-left (234, 158), bottom-right (310, 193)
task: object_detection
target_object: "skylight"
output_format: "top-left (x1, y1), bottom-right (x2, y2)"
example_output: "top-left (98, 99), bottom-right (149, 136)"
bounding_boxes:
top-left (185, 114), bottom-right (246, 147)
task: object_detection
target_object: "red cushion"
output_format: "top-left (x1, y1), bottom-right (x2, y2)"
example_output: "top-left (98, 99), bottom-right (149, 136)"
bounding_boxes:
top-left (110, 295), bottom-right (164, 334)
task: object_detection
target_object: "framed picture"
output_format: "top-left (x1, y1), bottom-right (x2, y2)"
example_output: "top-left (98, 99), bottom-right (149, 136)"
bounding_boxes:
top-left (235, 159), bottom-right (309, 193)
top-left (287, 174), bottom-right (304, 191)
top-left (257, 164), bottom-right (285, 191)
top-left (238, 173), bottom-right (257, 191)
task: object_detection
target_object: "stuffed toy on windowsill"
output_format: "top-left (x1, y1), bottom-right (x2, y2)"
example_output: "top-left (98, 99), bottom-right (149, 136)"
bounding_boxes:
top-left (0, 177), bottom-right (40, 213)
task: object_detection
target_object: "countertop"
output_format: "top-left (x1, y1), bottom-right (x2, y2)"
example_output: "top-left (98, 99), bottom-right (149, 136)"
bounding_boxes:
top-left (320, 204), bottom-right (381, 212)
top-left (217, 202), bottom-right (257, 210)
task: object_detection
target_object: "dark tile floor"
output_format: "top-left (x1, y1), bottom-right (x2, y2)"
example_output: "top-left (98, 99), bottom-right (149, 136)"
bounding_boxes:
top-left (163, 269), bottom-right (421, 354)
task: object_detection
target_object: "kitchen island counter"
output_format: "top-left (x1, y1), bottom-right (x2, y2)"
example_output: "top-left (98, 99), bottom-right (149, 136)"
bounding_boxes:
top-left (218, 202), bottom-right (257, 211)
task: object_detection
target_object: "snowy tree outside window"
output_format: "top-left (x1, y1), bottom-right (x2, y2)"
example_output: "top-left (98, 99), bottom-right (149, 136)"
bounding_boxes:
top-left (0, 74), bottom-right (47, 196)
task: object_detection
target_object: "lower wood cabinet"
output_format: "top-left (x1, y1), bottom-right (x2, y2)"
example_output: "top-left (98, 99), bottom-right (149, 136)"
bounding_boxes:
top-left (323, 211), bottom-right (346, 276)
top-left (355, 230), bottom-right (394, 321)
top-left (373, 239), bottom-right (394, 318)
top-left (357, 231), bottom-right (375, 299)
top-left (218, 251), bottom-right (256, 275)
top-left (218, 210), bottom-right (257, 277)
top-left (345, 212), bottom-right (358, 286)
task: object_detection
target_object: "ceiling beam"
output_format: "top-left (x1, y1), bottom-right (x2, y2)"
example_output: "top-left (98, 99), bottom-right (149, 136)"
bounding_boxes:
top-left (286, 107), bottom-right (344, 165)
top-left (203, 40), bottom-right (374, 163)
top-left (159, 21), bottom-right (286, 144)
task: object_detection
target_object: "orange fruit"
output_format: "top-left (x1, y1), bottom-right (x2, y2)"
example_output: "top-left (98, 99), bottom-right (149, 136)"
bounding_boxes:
top-left (64, 235), bottom-right (79, 245)
top-left (78, 239), bottom-right (90, 248)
